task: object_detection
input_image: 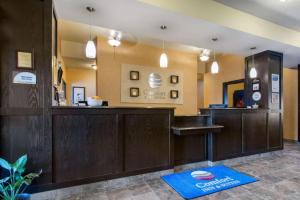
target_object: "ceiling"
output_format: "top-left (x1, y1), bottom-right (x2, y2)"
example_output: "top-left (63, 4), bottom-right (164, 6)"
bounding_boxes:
top-left (58, 20), bottom-right (202, 53)
top-left (54, 0), bottom-right (300, 67)
top-left (215, 0), bottom-right (300, 32)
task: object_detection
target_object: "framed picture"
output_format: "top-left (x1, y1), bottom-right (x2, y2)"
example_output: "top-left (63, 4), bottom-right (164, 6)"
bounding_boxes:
top-left (130, 71), bottom-right (139, 80)
top-left (170, 90), bottom-right (179, 99)
top-left (130, 87), bottom-right (139, 97)
top-left (72, 86), bottom-right (85, 104)
top-left (170, 75), bottom-right (179, 84)
top-left (17, 50), bottom-right (34, 69)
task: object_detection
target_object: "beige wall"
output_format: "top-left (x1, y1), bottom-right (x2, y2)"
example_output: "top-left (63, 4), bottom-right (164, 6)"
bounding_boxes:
top-left (96, 37), bottom-right (198, 115)
top-left (197, 80), bottom-right (204, 109)
top-left (283, 68), bottom-right (298, 141)
top-left (204, 54), bottom-right (245, 107)
top-left (65, 68), bottom-right (97, 104)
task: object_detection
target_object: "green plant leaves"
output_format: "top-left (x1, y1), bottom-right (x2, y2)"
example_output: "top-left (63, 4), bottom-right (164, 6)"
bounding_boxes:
top-left (0, 155), bottom-right (41, 199)
top-left (0, 158), bottom-right (11, 171)
top-left (0, 177), bottom-right (9, 184)
top-left (12, 155), bottom-right (27, 173)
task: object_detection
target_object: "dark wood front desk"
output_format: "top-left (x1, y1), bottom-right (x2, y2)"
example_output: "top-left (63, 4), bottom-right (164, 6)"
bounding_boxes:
top-left (200, 108), bottom-right (283, 161)
top-left (49, 107), bottom-right (174, 190)
top-left (1, 106), bottom-right (282, 192)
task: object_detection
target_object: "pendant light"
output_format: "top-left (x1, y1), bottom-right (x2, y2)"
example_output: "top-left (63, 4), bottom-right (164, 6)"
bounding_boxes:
top-left (160, 25), bottom-right (168, 68)
top-left (211, 38), bottom-right (219, 74)
top-left (249, 47), bottom-right (257, 79)
top-left (85, 7), bottom-right (96, 59)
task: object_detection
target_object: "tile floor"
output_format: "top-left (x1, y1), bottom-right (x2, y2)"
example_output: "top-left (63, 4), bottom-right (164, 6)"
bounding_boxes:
top-left (32, 142), bottom-right (300, 200)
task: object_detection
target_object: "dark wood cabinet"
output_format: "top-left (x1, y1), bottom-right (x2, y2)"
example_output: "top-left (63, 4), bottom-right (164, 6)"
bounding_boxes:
top-left (211, 111), bottom-right (242, 161)
top-left (124, 114), bottom-right (171, 172)
top-left (243, 112), bottom-right (267, 154)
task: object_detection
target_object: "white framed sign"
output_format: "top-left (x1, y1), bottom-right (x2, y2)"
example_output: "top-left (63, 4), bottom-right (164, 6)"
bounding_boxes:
top-left (271, 93), bottom-right (280, 104)
top-left (13, 71), bottom-right (36, 85)
top-left (271, 74), bottom-right (280, 93)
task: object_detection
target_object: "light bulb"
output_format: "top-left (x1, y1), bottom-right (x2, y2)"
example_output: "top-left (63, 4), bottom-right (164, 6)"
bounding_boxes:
top-left (85, 40), bottom-right (96, 58)
top-left (160, 53), bottom-right (168, 68)
top-left (211, 61), bottom-right (219, 74)
top-left (249, 67), bottom-right (257, 78)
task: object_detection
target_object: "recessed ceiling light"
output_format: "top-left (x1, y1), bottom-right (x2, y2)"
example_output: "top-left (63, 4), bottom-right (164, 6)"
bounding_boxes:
top-left (280, 0), bottom-right (286, 2)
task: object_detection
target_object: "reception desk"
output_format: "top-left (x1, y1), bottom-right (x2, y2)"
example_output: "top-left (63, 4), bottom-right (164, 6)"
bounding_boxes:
top-left (49, 106), bottom-right (174, 189)
top-left (25, 106), bottom-right (282, 191)
top-left (200, 108), bottom-right (283, 161)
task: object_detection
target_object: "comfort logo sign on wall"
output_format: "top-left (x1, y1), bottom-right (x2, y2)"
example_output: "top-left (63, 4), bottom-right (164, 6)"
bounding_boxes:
top-left (121, 64), bottom-right (183, 104)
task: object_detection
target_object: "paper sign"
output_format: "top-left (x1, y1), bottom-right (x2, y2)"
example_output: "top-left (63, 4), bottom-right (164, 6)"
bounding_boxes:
top-left (17, 52), bottom-right (32, 68)
top-left (272, 74), bottom-right (280, 93)
top-left (13, 72), bottom-right (36, 84)
top-left (272, 93), bottom-right (280, 104)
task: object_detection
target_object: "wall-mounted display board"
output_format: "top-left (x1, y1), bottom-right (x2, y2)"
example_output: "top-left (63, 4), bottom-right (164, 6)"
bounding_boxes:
top-left (121, 64), bottom-right (183, 104)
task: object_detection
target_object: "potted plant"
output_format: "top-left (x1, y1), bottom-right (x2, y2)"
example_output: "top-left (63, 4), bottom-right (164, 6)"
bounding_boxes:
top-left (0, 155), bottom-right (42, 200)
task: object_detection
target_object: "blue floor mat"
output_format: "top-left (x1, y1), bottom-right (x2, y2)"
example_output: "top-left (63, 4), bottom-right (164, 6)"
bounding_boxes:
top-left (162, 165), bottom-right (257, 199)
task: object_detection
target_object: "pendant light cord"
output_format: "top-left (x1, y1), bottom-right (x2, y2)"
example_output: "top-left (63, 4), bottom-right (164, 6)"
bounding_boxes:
top-left (89, 12), bottom-right (92, 40)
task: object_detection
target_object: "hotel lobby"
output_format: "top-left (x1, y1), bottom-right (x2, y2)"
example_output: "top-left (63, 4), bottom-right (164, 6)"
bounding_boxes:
top-left (1, 0), bottom-right (300, 200)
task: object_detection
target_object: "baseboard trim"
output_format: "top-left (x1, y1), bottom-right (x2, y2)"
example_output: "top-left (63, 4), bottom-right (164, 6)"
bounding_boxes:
top-left (284, 139), bottom-right (299, 144)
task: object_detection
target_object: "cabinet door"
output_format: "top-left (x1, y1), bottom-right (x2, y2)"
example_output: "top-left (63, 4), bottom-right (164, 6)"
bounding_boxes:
top-left (243, 112), bottom-right (267, 154)
top-left (268, 112), bottom-right (283, 150)
top-left (124, 114), bottom-right (170, 172)
top-left (53, 115), bottom-right (118, 183)
top-left (212, 111), bottom-right (242, 161)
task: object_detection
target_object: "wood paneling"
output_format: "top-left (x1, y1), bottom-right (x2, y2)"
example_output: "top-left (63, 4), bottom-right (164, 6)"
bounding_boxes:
top-left (201, 108), bottom-right (282, 161)
top-left (245, 51), bottom-right (283, 109)
top-left (0, 0), bottom-right (53, 186)
top-left (47, 108), bottom-right (173, 190)
top-left (243, 112), bottom-right (267, 153)
top-left (174, 134), bottom-right (206, 165)
top-left (211, 111), bottom-right (242, 160)
top-left (268, 112), bottom-right (283, 149)
top-left (124, 114), bottom-right (170, 172)
top-left (53, 114), bottom-right (118, 183)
